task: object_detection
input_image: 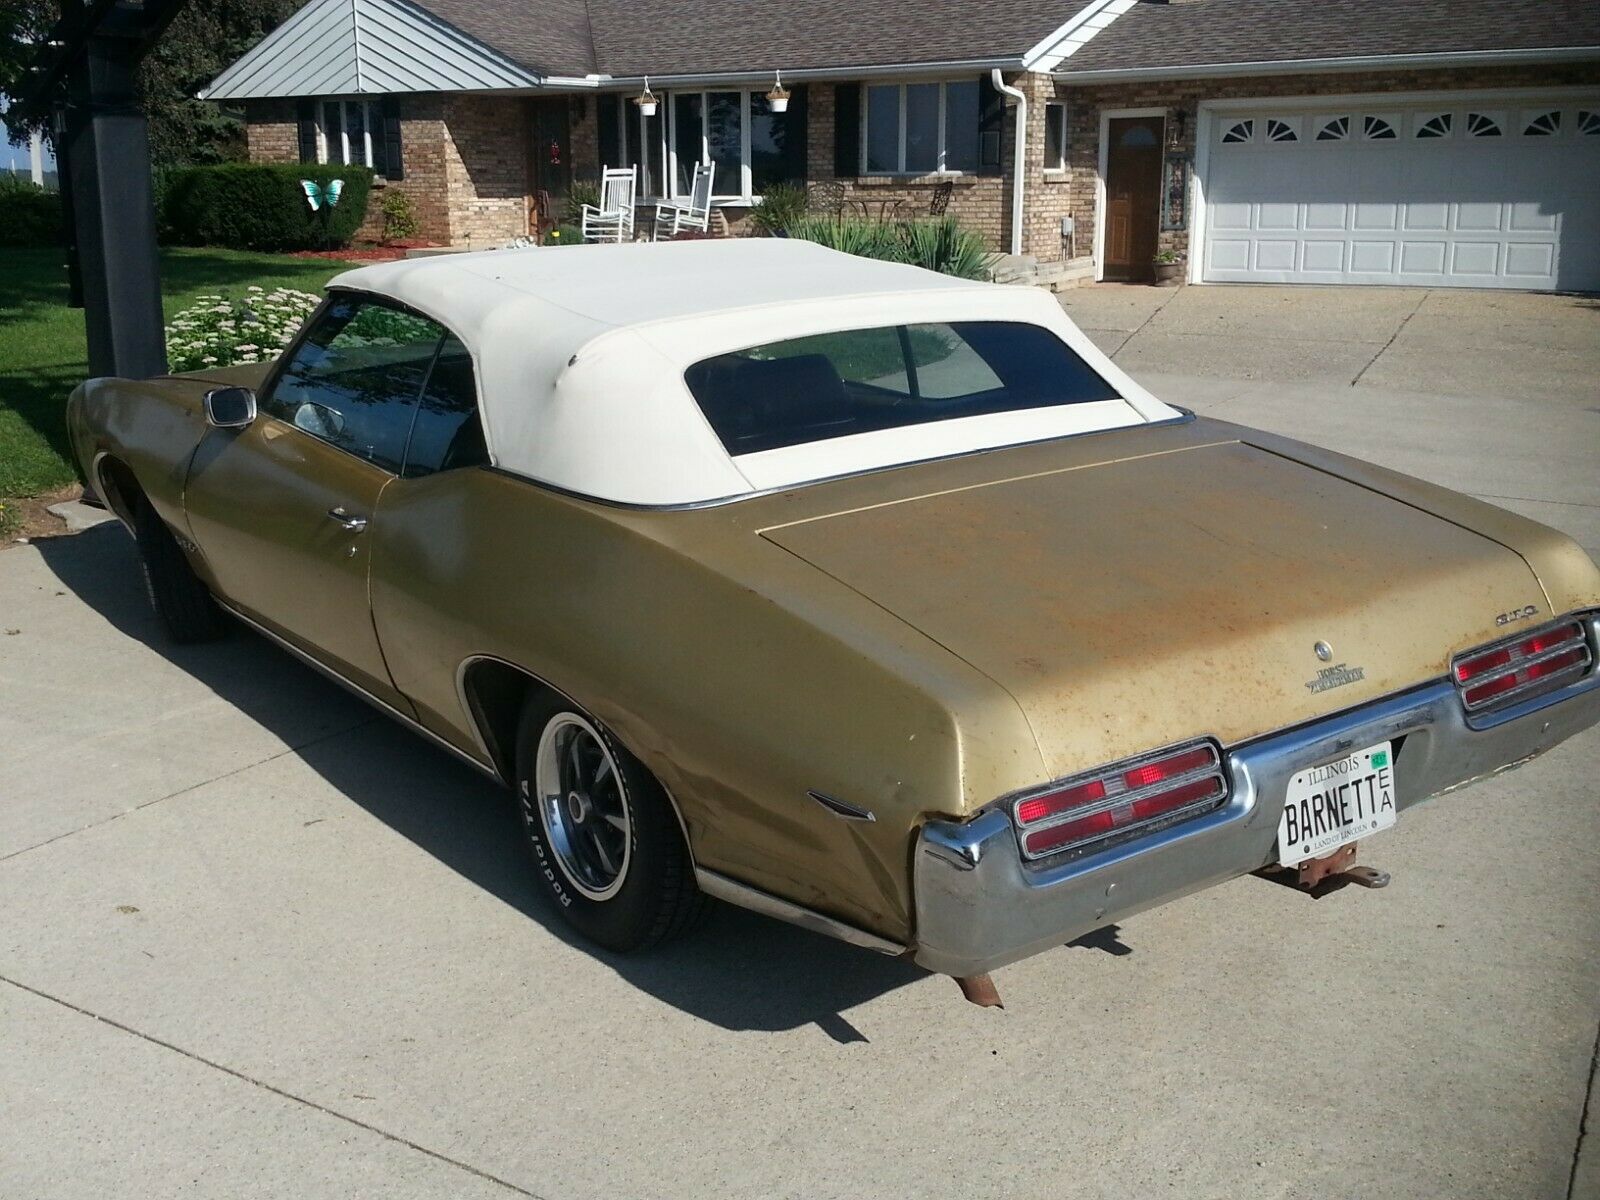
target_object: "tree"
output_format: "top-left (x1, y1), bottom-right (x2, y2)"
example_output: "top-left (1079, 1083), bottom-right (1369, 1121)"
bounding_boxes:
top-left (1, 0), bottom-right (307, 167)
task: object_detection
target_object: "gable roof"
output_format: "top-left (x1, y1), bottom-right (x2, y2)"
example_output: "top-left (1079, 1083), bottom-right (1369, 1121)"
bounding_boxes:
top-left (205, 0), bottom-right (1600, 101)
top-left (1058, 0), bottom-right (1600, 78)
top-left (201, 0), bottom-right (549, 99)
top-left (206, 0), bottom-right (1111, 98)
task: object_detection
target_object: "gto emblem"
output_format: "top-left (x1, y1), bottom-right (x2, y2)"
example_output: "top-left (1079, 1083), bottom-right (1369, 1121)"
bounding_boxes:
top-left (1306, 662), bottom-right (1366, 694)
top-left (1495, 605), bottom-right (1538, 627)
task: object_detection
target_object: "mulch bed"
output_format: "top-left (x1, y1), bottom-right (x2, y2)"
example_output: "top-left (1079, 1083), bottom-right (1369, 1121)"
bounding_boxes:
top-left (290, 240), bottom-right (441, 262)
top-left (2, 484), bottom-right (85, 549)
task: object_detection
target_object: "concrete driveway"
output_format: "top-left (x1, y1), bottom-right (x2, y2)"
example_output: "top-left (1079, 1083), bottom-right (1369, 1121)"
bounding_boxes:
top-left (4, 285), bottom-right (1599, 1200)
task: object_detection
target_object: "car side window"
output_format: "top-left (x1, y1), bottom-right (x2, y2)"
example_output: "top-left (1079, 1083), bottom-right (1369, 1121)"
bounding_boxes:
top-left (402, 334), bottom-right (489, 478)
top-left (263, 296), bottom-right (445, 473)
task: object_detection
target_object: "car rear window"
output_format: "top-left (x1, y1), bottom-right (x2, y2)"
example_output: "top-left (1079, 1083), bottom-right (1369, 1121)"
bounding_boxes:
top-left (683, 321), bottom-right (1120, 456)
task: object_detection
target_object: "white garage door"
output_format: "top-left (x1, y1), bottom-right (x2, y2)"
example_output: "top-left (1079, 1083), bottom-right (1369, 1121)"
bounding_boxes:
top-left (1200, 96), bottom-right (1600, 290)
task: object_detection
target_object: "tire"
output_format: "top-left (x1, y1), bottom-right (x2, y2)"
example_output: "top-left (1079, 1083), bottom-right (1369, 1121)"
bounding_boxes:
top-left (514, 695), bottom-right (706, 951)
top-left (134, 503), bottom-right (228, 644)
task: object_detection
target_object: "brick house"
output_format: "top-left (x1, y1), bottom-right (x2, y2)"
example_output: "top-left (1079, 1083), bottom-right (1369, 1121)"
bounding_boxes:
top-left (208, 0), bottom-right (1600, 289)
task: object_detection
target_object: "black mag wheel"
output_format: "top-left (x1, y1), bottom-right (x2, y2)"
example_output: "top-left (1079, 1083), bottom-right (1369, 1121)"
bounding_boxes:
top-left (513, 697), bottom-right (707, 951)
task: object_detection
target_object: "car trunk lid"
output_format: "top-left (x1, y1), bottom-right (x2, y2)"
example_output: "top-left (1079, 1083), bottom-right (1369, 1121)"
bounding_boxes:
top-left (760, 439), bottom-right (1548, 779)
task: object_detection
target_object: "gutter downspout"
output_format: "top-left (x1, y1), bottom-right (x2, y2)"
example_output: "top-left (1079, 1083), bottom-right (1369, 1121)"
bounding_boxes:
top-left (991, 69), bottom-right (1026, 256)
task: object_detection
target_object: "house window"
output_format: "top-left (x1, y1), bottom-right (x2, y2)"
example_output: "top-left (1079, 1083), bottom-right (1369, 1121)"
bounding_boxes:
top-left (319, 99), bottom-right (387, 174)
top-left (861, 81), bottom-right (981, 175)
top-left (664, 88), bottom-right (805, 201)
top-left (1044, 102), bottom-right (1068, 171)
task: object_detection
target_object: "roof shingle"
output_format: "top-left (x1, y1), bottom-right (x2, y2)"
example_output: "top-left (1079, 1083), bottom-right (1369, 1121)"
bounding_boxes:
top-left (1060, 0), bottom-right (1600, 75)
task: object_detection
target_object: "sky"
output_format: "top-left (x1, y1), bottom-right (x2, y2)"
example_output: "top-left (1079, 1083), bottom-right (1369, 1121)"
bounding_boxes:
top-left (1, 94), bottom-right (56, 178)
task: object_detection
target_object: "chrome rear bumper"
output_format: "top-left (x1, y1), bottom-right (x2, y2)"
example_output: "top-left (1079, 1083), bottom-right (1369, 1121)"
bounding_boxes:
top-left (912, 627), bottom-right (1600, 978)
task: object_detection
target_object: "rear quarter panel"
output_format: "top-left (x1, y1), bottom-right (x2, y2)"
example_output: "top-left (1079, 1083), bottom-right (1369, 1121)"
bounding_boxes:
top-left (369, 468), bottom-right (1046, 941)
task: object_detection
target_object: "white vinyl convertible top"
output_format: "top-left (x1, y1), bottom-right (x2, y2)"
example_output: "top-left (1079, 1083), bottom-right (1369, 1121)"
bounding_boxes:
top-left (330, 240), bottom-right (1178, 505)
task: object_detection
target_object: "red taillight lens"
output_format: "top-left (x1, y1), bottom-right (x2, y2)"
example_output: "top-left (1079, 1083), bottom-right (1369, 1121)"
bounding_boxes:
top-left (1011, 741), bottom-right (1226, 861)
top-left (1016, 779), bottom-right (1105, 825)
top-left (1453, 647), bottom-right (1510, 683)
top-left (1123, 746), bottom-right (1214, 790)
top-left (1452, 619), bottom-right (1592, 714)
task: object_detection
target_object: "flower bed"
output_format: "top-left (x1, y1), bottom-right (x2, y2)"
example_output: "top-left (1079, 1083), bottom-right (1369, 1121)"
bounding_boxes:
top-left (165, 286), bottom-right (321, 374)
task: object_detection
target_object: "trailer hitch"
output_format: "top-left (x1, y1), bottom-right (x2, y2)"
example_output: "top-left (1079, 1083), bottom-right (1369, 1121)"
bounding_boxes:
top-left (1255, 842), bottom-right (1391, 899)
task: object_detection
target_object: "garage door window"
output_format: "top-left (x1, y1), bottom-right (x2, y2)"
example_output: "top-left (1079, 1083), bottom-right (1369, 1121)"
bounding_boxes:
top-left (1221, 119), bottom-right (1253, 144)
top-left (1466, 112), bottom-right (1503, 138)
top-left (1361, 115), bottom-right (1398, 140)
top-left (1414, 113), bottom-right (1452, 139)
top-left (1266, 118), bottom-right (1298, 142)
top-left (1315, 116), bottom-right (1349, 141)
top-left (1522, 110), bottom-right (1561, 137)
top-left (1581, 110), bottom-right (1600, 136)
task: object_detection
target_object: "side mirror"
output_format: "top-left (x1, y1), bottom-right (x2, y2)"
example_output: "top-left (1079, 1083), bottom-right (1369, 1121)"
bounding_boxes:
top-left (204, 386), bottom-right (257, 429)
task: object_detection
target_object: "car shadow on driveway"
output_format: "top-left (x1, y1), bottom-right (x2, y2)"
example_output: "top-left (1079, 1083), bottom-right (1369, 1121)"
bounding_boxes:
top-left (36, 525), bottom-right (925, 1042)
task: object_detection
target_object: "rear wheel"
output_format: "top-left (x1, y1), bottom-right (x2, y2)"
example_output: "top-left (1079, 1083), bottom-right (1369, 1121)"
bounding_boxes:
top-left (513, 696), bottom-right (705, 951)
top-left (134, 503), bottom-right (227, 644)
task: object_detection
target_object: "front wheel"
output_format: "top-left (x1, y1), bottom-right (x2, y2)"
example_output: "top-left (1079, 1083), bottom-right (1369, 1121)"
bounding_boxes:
top-left (513, 697), bottom-right (706, 951)
top-left (134, 503), bottom-right (227, 644)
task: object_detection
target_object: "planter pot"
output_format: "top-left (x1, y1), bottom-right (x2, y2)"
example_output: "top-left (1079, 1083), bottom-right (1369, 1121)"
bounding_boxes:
top-left (1151, 261), bottom-right (1184, 287)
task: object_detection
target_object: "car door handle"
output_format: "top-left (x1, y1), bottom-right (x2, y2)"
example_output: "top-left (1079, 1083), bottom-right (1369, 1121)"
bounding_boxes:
top-left (327, 507), bottom-right (368, 532)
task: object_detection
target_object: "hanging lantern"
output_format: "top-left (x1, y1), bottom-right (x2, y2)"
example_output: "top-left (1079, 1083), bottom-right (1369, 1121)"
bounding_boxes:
top-left (635, 76), bottom-right (658, 118)
top-left (766, 70), bottom-right (791, 114)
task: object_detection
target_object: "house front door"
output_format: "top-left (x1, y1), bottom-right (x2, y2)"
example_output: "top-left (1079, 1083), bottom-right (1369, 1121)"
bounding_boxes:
top-left (530, 98), bottom-right (572, 232)
top-left (1103, 115), bottom-right (1164, 281)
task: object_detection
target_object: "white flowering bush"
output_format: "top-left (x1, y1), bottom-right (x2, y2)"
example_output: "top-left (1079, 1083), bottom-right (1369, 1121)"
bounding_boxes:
top-left (165, 286), bottom-right (321, 373)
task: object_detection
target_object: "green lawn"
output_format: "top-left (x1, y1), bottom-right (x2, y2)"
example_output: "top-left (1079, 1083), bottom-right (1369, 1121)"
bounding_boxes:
top-left (0, 247), bottom-right (354, 501)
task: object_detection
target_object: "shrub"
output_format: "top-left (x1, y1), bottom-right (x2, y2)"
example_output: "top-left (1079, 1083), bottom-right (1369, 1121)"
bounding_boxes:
top-left (162, 163), bottom-right (372, 251)
top-left (748, 182), bottom-right (808, 236)
top-left (165, 286), bottom-right (321, 373)
top-left (899, 216), bottom-right (994, 280)
top-left (379, 188), bottom-right (419, 242)
top-left (544, 224), bottom-right (581, 247)
top-left (564, 182), bottom-right (600, 227)
top-left (0, 177), bottom-right (65, 246)
top-left (784, 214), bottom-right (995, 280)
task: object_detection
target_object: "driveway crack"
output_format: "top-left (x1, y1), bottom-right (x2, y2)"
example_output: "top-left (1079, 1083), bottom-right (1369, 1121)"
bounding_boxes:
top-left (0, 974), bottom-right (547, 1199)
top-left (1351, 288), bottom-right (1430, 386)
top-left (1108, 286), bottom-right (1181, 362)
top-left (0, 717), bottom-right (380, 865)
top-left (1569, 1014), bottom-right (1600, 1200)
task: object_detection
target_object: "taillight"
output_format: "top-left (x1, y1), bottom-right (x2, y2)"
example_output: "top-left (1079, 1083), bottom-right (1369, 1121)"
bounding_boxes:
top-left (1012, 740), bottom-right (1227, 862)
top-left (1452, 618), bottom-right (1592, 714)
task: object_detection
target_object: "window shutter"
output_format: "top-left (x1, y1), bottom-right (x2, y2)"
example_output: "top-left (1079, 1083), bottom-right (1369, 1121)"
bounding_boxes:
top-left (598, 96), bottom-right (621, 170)
top-left (782, 84), bottom-right (809, 183)
top-left (381, 96), bottom-right (404, 181)
top-left (978, 75), bottom-right (1004, 176)
top-left (833, 82), bottom-right (860, 178)
top-left (296, 99), bottom-right (318, 164)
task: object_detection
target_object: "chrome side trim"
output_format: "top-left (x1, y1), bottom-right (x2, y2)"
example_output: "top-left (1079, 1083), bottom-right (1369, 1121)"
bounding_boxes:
top-left (806, 790), bottom-right (877, 822)
top-left (218, 600), bottom-right (501, 781)
top-left (694, 868), bottom-right (906, 957)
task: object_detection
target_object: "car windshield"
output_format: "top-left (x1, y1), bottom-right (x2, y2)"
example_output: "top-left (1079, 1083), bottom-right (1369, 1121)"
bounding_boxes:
top-left (683, 321), bottom-right (1121, 456)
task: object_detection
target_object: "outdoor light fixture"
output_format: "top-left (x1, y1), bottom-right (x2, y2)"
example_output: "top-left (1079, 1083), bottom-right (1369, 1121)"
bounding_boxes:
top-left (766, 70), bottom-right (791, 114)
top-left (635, 76), bottom-right (658, 117)
top-left (1169, 107), bottom-right (1187, 146)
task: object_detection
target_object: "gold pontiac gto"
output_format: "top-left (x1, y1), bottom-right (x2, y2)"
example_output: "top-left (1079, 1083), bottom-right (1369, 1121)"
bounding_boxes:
top-left (68, 240), bottom-right (1600, 1001)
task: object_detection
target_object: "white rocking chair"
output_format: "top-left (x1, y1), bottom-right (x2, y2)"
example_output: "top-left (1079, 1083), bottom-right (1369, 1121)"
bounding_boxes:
top-left (581, 166), bottom-right (637, 243)
top-left (653, 161), bottom-right (716, 240)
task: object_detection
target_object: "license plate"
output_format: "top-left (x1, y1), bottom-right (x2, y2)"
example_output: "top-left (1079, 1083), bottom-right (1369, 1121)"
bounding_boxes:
top-left (1276, 741), bottom-right (1397, 867)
